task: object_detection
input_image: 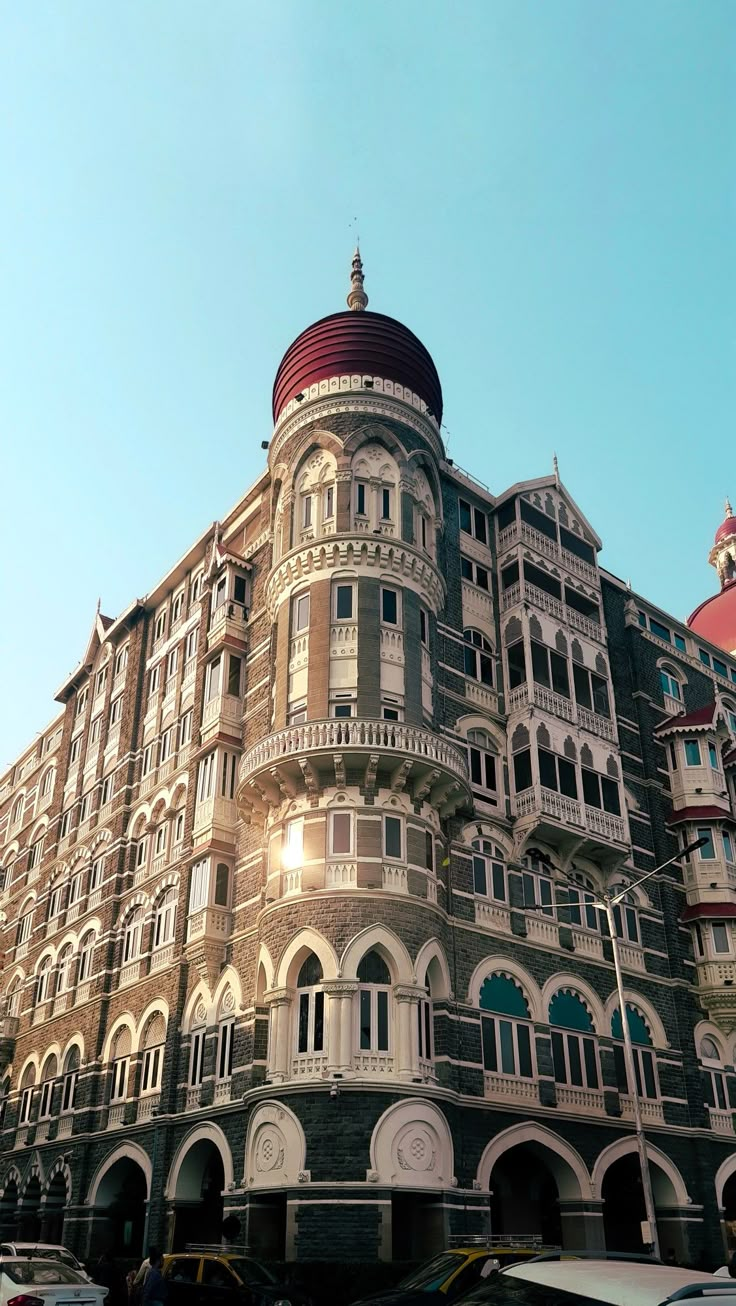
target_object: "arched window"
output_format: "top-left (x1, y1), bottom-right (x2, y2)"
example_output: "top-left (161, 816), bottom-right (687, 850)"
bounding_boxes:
top-left (153, 888), bottom-right (176, 950)
top-left (549, 990), bottom-right (599, 1090)
top-left (521, 849), bottom-right (556, 917)
top-left (659, 663), bottom-right (683, 704)
top-left (68, 870), bottom-right (85, 910)
top-left (472, 839), bottom-right (506, 902)
top-left (123, 908), bottom-right (144, 964)
top-left (40, 768), bottom-right (55, 800)
top-left (18, 1065), bottom-right (35, 1125)
top-left (109, 1027), bottom-right (131, 1102)
top-left (56, 945), bottom-right (74, 995)
top-left (216, 992), bottom-right (235, 1088)
top-left (78, 931), bottom-right (96, 983)
top-left (480, 974), bottom-right (534, 1080)
top-left (467, 730), bottom-right (499, 803)
top-left (16, 902), bottom-right (33, 950)
top-left (141, 1013), bottom-right (166, 1095)
top-left (295, 955), bottom-right (325, 1060)
top-left (61, 1047), bottom-right (79, 1113)
top-left (35, 956), bottom-right (53, 1007)
top-left (0, 1076), bottom-right (10, 1128)
top-left (28, 833), bottom-right (44, 873)
top-left (10, 796), bottom-right (24, 829)
top-left (7, 976), bottom-right (22, 1019)
top-left (357, 951), bottom-right (391, 1055)
top-left (38, 1056), bottom-right (58, 1119)
top-left (351, 444), bottom-right (399, 535)
top-left (463, 630), bottom-right (493, 686)
top-left (723, 699), bottom-right (736, 737)
top-left (566, 871), bottom-right (602, 934)
top-left (699, 1036), bottom-right (729, 1114)
top-left (611, 888), bottom-right (640, 945)
top-left (611, 1005), bottom-right (658, 1100)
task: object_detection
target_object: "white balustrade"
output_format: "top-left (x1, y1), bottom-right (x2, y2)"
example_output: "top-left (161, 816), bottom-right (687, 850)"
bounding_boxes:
top-left (107, 1103), bottom-right (126, 1128)
top-left (354, 1052), bottom-right (395, 1075)
top-left (75, 982), bottom-right (91, 1005)
top-left (283, 869), bottom-right (302, 895)
top-left (326, 862), bottom-right (357, 888)
top-left (567, 607), bottom-right (603, 642)
top-left (709, 1107), bottom-right (734, 1134)
top-left (214, 1078), bottom-right (231, 1104)
top-left (120, 959), bottom-right (143, 987)
top-left (617, 942), bottom-right (646, 972)
top-left (620, 1095), bottom-right (665, 1125)
top-left (526, 915), bottom-right (560, 947)
top-left (577, 705), bottom-right (615, 740)
top-left (571, 928), bottom-right (604, 960)
top-left (240, 718), bottom-right (468, 785)
top-left (380, 626), bottom-right (404, 662)
top-left (485, 1072), bottom-right (540, 1102)
top-left (35, 1121), bottom-right (49, 1142)
top-left (292, 1054), bottom-right (328, 1079)
top-left (137, 1092), bottom-right (160, 1121)
top-left (383, 864), bottom-right (408, 893)
top-left (185, 1086), bottom-right (201, 1111)
top-left (475, 900), bottom-right (511, 934)
top-left (14, 1127), bottom-right (28, 1148)
top-left (152, 851), bottom-right (167, 876)
top-left (57, 1114), bottom-right (73, 1139)
top-left (150, 944), bottom-right (175, 972)
top-left (584, 805), bottom-right (626, 843)
top-left (556, 1085), bottom-right (605, 1113)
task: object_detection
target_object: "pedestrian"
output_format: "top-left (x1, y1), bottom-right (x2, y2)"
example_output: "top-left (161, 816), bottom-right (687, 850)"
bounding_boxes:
top-left (131, 1248), bottom-right (159, 1306)
top-left (142, 1251), bottom-right (168, 1306)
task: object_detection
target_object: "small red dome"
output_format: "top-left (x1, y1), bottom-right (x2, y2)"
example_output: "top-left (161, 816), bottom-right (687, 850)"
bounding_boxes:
top-left (715, 515), bottom-right (736, 544)
top-left (688, 585), bottom-right (736, 653)
top-left (272, 310), bottom-right (443, 425)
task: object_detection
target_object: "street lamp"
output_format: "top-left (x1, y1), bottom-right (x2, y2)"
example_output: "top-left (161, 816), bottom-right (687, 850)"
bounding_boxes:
top-left (561, 835), bottom-right (706, 1259)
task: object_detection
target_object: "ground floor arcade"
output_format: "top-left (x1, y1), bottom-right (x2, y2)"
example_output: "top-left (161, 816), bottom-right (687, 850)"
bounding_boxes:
top-left (0, 1098), bottom-right (732, 1270)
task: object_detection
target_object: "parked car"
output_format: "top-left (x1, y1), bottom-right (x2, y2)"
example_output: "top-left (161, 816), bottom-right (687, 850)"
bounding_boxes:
top-left (453, 1255), bottom-right (736, 1305)
top-left (0, 1246), bottom-right (90, 1281)
top-left (351, 1246), bottom-right (545, 1305)
top-left (162, 1252), bottom-right (311, 1306)
top-left (0, 1257), bottom-right (106, 1306)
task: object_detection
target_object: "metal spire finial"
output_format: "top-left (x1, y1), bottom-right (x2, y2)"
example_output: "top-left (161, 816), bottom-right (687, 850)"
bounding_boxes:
top-left (347, 247), bottom-right (368, 312)
top-left (553, 452), bottom-right (560, 484)
top-left (726, 496), bottom-right (733, 518)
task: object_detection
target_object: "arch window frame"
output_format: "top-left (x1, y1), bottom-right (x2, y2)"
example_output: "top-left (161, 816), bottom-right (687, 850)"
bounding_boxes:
top-left (565, 872), bottom-right (603, 934)
top-left (56, 946), bottom-right (75, 995)
top-left (61, 1052), bottom-right (79, 1114)
top-left (38, 1062), bottom-right (57, 1120)
top-left (463, 629), bottom-right (494, 686)
top-left (611, 1005), bottom-right (659, 1102)
top-left (700, 1037), bottom-right (729, 1112)
top-left (521, 850), bottom-right (556, 918)
top-left (356, 951), bottom-right (392, 1055)
top-left (110, 1055), bottom-right (129, 1103)
top-left (18, 1079), bottom-right (35, 1126)
top-left (188, 1026), bottom-right (206, 1088)
top-left (122, 908), bottom-right (144, 964)
top-left (295, 955), bottom-right (325, 1059)
top-left (78, 931), bottom-right (95, 983)
top-left (479, 974), bottom-right (535, 1082)
top-left (153, 888), bottom-right (177, 950)
top-left (659, 664), bottom-right (683, 703)
top-left (466, 730), bottom-right (499, 803)
top-left (216, 1018), bottom-right (234, 1082)
top-left (35, 956), bottom-right (53, 1007)
top-left (471, 839), bottom-right (506, 903)
top-left (549, 990), bottom-right (600, 1091)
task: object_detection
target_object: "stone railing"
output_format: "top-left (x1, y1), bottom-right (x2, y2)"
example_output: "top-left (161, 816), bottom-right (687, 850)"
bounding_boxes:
top-left (107, 1103), bottom-right (126, 1129)
top-left (497, 521), bottom-right (598, 585)
top-left (485, 1072), bottom-right (540, 1102)
top-left (283, 869), bottom-right (302, 896)
top-left (185, 1086), bottom-right (201, 1111)
top-left (214, 1078), bottom-right (232, 1104)
top-left (292, 1054), bottom-right (328, 1079)
top-left (383, 864), bottom-right (408, 894)
top-left (617, 941), bottom-right (646, 973)
top-left (571, 928), bottom-right (604, 960)
top-left (556, 1085), bottom-right (605, 1114)
top-left (619, 1095), bottom-right (665, 1124)
top-left (137, 1093), bottom-right (160, 1122)
top-left (241, 718), bottom-right (468, 786)
top-left (709, 1107), bottom-right (735, 1134)
top-left (150, 944), bottom-right (175, 972)
top-left (501, 580), bottom-right (603, 640)
top-left (475, 899), bottom-right (511, 934)
top-left (354, 1052), bottom-right (395, 1075)
top-left (56, 1114), bottom-right (73, 1139)
top-left (326, 862), bottom-right (357, 888)
top-left (513, 785), bottom-right (627, 845)
top-left (584, 805), bottom-right (627, 844)
top-left (119, 959), bottom-right (143, 987)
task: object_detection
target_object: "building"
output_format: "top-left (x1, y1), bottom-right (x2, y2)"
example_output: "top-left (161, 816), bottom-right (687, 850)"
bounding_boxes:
top-left (1, 253), bottom-right (736, 1270)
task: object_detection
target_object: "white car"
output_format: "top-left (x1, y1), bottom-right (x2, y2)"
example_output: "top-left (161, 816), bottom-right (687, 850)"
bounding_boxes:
top-left (0, 1258), bottom-right (107, 1306)
top-left (457, 1256), bottom-right (736, 1305)
top-left (0, 1249), bottom-right (90, 1283)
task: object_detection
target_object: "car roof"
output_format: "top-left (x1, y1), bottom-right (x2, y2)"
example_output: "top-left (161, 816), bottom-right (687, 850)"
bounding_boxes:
top-left (504, 1260), bottom-right (727, 1305)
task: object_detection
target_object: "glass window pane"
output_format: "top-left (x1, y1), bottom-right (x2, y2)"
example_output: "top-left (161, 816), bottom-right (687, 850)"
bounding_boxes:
top-left (336, 586), bottom-right (353, 620)
top-left (684, 740), bottom-right (702, 766)
top-left (313, 991), bottom-right (324, 1052)
top-left (642, 1050), bottom-right (656, 1100)
top-left (568, 1035), bottom-right (583, 1086)
top-left (385, 816), bottom-right (402, 859)
top-left (473, 856), bottom-right (487, 896)
top-left (331, 812), bottom-right (352, 856)
top-left (551, 1030), bottom-right (566, 1084)
top-left (481, 1017), bottom-right (497, 1072)
top-left (558, 758), bottom-right (578, 799)
top-left (583, 1038), bottom-right (599, 1089)
top-left (360, 990), bottom-right (372, 1050)
top-left (538, 748), bottom-right (557, 790)
top-left (716, 1072), bottom-right (728, 1110)
top-left (298, 993), bottom-right (309, 1054)
top-left (698, 828), bottom-right (716, 860)
top-left (377, 991), bottom-right (389, 1051)
top-left (382, 589), bottom-right (398, 625)
top-left (491, 863), bottom-right (506, 902)
top-left (499, 1020), bottom-right (516, 1075)
top-left (517, 1024), bottom-right (532, 1078)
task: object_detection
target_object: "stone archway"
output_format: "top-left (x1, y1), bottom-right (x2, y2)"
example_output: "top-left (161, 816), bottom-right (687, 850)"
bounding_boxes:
top-left (593, 1139), bottom-right (691, 1261)
top-left (17, 1176), bottom-right (41, 1241)
top-left (168, 1127), bottom-right (233, 1251)
top-left (0, 1179), bottom-right (18, 1240)
top-left (478, 1124), bottom-right (596, 1251)
top-left (88, 1148), bottom-right (150, 1258)
top-left (43, 1172), bottom-right (67, 1243)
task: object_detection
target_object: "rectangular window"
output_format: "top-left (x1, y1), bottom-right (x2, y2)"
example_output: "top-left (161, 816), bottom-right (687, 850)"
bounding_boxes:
top-left (172, 591), bottom-right (184, 624)
top-left (28, 838), bottom-right (43, 871)
top-left (189, 1029), bottom-right (205, 1087)
top-left (532, 642), bottom-right (569, 697)
top-left (221, 751), bottom-right (237, 799)
top-left (331, 700), bottom-right (353, 718)
top-left (507, 641), bottom-right (527, 689)
top-left (197, 753), bottom-right (216, 802)
top-left (154, 611), bottom-right (167, 642)
top-left (708, 742), bottom-right (719, 769)
top-left (191, 573), bottom-right (203, 604)
top-left (684, 739), bottom-right (702, 766)
top-left (149, 664), bottom-right (161, 697)
top-left (539, 748), bottom-right (578, 799)
top-left (142, 743), bottom-right (155, 777)
top-left (76, 687), bottom-right (88, 717)
top-left (724, 831), bottom-right (734, 864)
top-left (292, 592), bottom-right (310, 633)
top-left (302, 494), bottom-right (313, 529)
top-left (18, 912), bottom-right (32, 946)
top-left (79, 793), bottom-right (90, 824)
top-left (217, 1021), bottom-right (234, 1080)
top-left (700, 649), bottom-right (712, 668)
top-left (513, 748), bottom-right (533, 793)
top-left (335, 585), bottom-right (354, 620)
top-left (419, 609), bottom-right (428, 646)
top-left (324, 485), bottom-right (334, 520)
top-left (482, 1015), bottom-right (533, 1078)
top-left (714, 657), bottom-right (728, 679)
top-left (141, 1046), bottom-right (163, 1094)
top-left (381, 588), bottom-right (398, 625)
top-left (284, 819), bottom-right (304, 869)
top-left (674, 633), bottom-right (687, 652)
top-left (356, 483), bottom-right (367, 516)
top-left (185, 629), bottom-right (198, 664)
top-left (329, 811), bottom-right (352, 857)
top-left (459, 499), bottom-right (472, 534)
top-left (180, 710), bottom-right (192, 747)
top-left (90, 857), bottom-right (104, 891)
top-left (110, 1058), bottom-right (129, 1103)
top-left (61, 1071), bottom-right (77, 1113)
top-left (110, 696), bottom-right (123, 726)
top-left (712, 923), bottom-right (731, 954)
top-left (469, 746), bottom-right (497, 795)
top-left (189, 859), bottom-right (210, 913)
top-left (384, 814), bottom-right (403, 860)
top-left (288, 700), bottom-right (307, 725)
top-left (461, 557), bottom-right (489, 590)
top-left (60, 809), bottom-right (72, 839)
top-left (160, 728), bottom-right (174, 764)
top-left (173, 811), bottom-right (185, 848)
top-left (114, 644), bottom-right (129, 676)
top-left (233, 574), bottom-right (247, 606)
top-left (19, 1088), bottom-right (34, 1125)
top-left (70, 736), bottom-right (81, 765)
top-left (90, 716), bottom-right (102, 744)
top-left (381, 487), bottom-right (392, 519)
top-left (698, 828), bottom-right (716, 860)
top-left (649, 619), bottom-right (671, 643)
top-left (227, 654), bottom-right (242, 697)
top-left (95, 667), bottom-right (107, 697)
top-left (205, 656), bottom-right (222, 703)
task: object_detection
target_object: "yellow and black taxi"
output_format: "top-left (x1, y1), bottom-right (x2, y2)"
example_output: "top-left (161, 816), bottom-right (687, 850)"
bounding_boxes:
top-left (351, 1245), bottom-right (545, 1306)
top-left (162, 1252), bottom-right (312, 1306)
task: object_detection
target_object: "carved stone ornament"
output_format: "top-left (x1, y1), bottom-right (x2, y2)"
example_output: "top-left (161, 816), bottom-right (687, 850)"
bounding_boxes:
top-left (366, 1169), bottom-right (380, 1184)
top-left (221, 988), bottom-right (235, 1013)
top-left (194, 1001), bottom-right (207, 1025)
top-left (396, 1125), bottom-right (436, 1174)
top-left (297, 1170), bottom-right (311, 1184)
top-left (255, 1126), bottom-right (285, 1173)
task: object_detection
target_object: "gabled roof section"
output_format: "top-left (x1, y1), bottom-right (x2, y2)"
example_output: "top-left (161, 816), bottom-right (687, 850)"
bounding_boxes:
top-left (666, 805), bottom-right (733, 825)
top-left (493, 473), bottom-right (602, 550)
top-left (204, 521), bottom-right (249, 581)
top-left (54, 604), bottom-right (115, 703)
top-left (654, 703), bottom-right (721, 736)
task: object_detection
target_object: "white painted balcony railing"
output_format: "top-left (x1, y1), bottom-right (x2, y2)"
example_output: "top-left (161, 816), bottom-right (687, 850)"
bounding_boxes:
top-left (137, 1092), bottom-right (160, 1121)
top-left (158, 757), bottom-right (175, 783)
top-left (99, 798), bottom-right (116, 823)
top-left (66, 903), bottom-right (81, 925)
top-left (577, 705), bottom-right (615, 741)
top-left (709, 1107), bottom-right (734, 1134)
top-left (475, 899), bottom-right (511, 934)
top-left (182, 661), bottom-right (196, 689)
top-left (37, 789), bottom-right (53, 814)
top-left (107, 1103), bottom-right (126, 1128)
top-left (88, 887), bottom-right (103, 910)
top-left (185, 1086), bottom-right (201, 1111)
top-left (556, 1085), bottom-right (605, 1114)
top-left (426, 877), bottom-right (438, 903)
top-left (54, 994), bottom-right (69, 1016)
top-left (56, 1114), bottom-right (73, 1139)
top-left (35, 1121), bottom-right (50, 1143)
top-left (571, 928), bottom-right (604, 960)
top-left (567, 607), bottom-right (604, 642)
top-left (326, 862), bottom-right (357, 888)
top-left (584, 805), bottom-right (627, 844)
top-left (283, 869), bottom-right (302, 895)
top-left (383, 864), bottom-right (408, 893)
top-left (75, 982), bottom-right (91, 1005)
top-left (663, 693), bottom-right (684, 718)
top-left (501, 579), bottom-right (603, 639)
top-left (526, 914), bottom-right (559, 947)
top-left (485, 1072), bottom-right (540, 1103)
top-left (193, 795), bottom-right (237, 833)
top-left (465, 680), bottom-right (498, 712)
top-left (241, 718), bottom-right (469, 785)
top-left (152, 851), bottom-right (167, 876)
top-left (120, 959), bottom-right (143, 987)
top-left (105, 724), bottom-right (122, 753)
top-left (618, 942), bottom-right (646, 972)
top-left (620, 1096), bottom-right (665, 1125)
top-left (514, 785), bottom-right (582, 826)
top-left (497, 522), bottom-right (599, 586)
top-left (354, 1052), bottom-right (394, 1075)
top-left (150, 944), bottom-right (175, 972)
top-left (14, 1127), bottom-right (28, 1149)
top-left (112, 672), bottom-right (126, 697)
top-left (292, 1054), bottom-right (328, 1079)
top-left (214, 1078), bottom-right (231, 1104)
top-left (140, 773), bottom-right (157, 797)
top-left (698, 960), bottom-right (736, 986)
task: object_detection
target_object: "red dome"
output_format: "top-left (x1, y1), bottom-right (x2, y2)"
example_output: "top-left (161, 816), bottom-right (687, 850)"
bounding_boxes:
top-left (688, 585), bottom-right (736, 653)
top-left (715, 516), bottom-right (736, 544)
top-left (272, 311), bottom-right (443, 425)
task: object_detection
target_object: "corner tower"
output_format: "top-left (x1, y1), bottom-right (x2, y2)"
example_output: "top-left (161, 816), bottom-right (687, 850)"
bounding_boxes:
top-left (688, 499), bottom-right (736, 653)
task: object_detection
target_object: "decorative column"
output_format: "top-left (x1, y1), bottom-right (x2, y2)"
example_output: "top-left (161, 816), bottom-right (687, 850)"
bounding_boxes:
top-left (265, 988), bottom-right (292, 1083)
top-left (323, 981), bottom-right (358, 1074)
top-left (394, 986), bottom-right (422, 1081)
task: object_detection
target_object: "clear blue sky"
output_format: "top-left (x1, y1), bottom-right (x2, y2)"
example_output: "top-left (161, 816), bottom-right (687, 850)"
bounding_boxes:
top-left (1, 1), bottom-right (734, 764)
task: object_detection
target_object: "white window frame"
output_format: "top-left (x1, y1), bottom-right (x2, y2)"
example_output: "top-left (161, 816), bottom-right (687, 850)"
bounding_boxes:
top-left (78, 933), bottom-right (95, 982)
top-left (189, 1028), bottom-right (206, 1087)
top-left (154, 889), bottom-right (176, 948)
top-left (141, 1043), bottom-right (163, 1095)
top-left (292, 592), bottom-right (310, 633)
top-left (19, 1086), bottom-right (34, 1125)
top-left (357, 984), bottom-right (391, 1054)
top-left (380, 586), bottom-right (400, 627)
top-left (216, 1019), bottom-right (234, 1081)
top-left (180, 710), bottom-right (193, 747)
top-left (123, 910), bottom-right (143, 963)
top-left (328, 810), bottom-right (353, 858)
top-left (189, 859), bottom-right (210, 913)
top-left (110, 1057), bottom-right (129, 1103)
top-left (383, 813), bottom-right (404, 861)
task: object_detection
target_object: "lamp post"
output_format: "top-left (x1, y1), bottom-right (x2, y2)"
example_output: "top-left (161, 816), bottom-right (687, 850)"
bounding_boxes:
top-left (562, 836), bottom-right (706, 1260)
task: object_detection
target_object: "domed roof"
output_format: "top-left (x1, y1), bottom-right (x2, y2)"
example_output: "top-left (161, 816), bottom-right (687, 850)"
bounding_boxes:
top-left (687, 586), bottom-right (736, 654)
top-left (715, 509), bottom-right (736, 544)
top-left (271, 251), bottom-right (443, 425)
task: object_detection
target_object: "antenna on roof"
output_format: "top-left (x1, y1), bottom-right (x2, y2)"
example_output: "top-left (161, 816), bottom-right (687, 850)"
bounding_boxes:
top-left (553, 453), bottom-right (560, 486)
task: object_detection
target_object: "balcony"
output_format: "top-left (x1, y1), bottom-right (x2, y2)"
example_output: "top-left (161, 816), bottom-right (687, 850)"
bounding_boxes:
top-left (620, 1095), bottom-right (665, 1125)
top-left (292, 1055), bottom-right (328, 1079)
top-left (709, 1107), bottom-right (735, 1134)
top-left (501, 581), bottom-right (605, 643)
top-left (186, 905), bottom-right (232, 945)
top-left (192, 795), bottom-right (237, 843)
top-left (382, 864), bottom-right (408, 893)
top-left (461, 578), bottom-right (494, 627)
top-left (107, 1103), bottom-right (126, 1129)
top-left (513, 784), bottom-right (628, 863)
top-left (208, 600), bottom-right (248, 650)
top-left (56, 1114), bottom-right (73, 1139)
top-left (617, 941), bottom-right (646, 973)
top-left (238, 718), bottom-right (470, 822)
top-left (497, 519), bottom-right (598, 586)
top-left (185, 1086), bottom-right (202, 1111)
top-left (137, 1092), bottom-right (160, 1121)
top-left (474, 899), bottom-right (511, 934)
top-left (484, 1072), bottom-right (540, 1103)
top-left (150, 943), bottom-right (175, 972)
top-left (354, 1052), bottom-right (395, 1076)
top-left (120, 959), bottom-right (143, 987)
top-left (556, 1085), bottom-right (605, 1114)
top-left (213, 1078), bottom-right (232, 1104)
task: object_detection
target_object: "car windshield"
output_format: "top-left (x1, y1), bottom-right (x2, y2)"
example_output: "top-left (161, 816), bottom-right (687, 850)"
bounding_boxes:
top-left (397, 1252), bottom-right (465, 1291)
top-left (3, 1262), bottom-right (84, 1285)
top-left (23, 1250), bottom-right (79, 1269)
top-left (226, 1258), bottom-right (276, 1286)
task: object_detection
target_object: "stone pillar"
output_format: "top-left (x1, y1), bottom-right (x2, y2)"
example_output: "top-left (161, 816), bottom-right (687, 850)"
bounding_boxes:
top-left (395, 986), bottom-right (421, 1080)
top-left (265, 989), bottom-right (292, 1082)
top-left (323, 982), bottom-right (357, 1074)
top-left (656, 1205), bottom-right (703, 1268)
top-left (557, 1200), bottom-right (606, 1251)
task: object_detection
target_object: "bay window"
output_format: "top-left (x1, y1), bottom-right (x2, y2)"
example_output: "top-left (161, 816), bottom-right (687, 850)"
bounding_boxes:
top-left (189, 1028), bottom-right (206, 1088)
top-left (581, 767), bottom-right (620, 814)
top-left (531, 641), bottom-right (569, 697)
top-left (329, 810), bottom-right (353, 858)
top-left (539, 748), bottom-right (578, 799)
